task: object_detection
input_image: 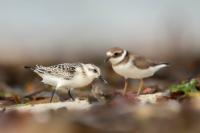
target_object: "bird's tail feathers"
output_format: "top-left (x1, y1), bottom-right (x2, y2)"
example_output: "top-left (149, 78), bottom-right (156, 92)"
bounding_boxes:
top-left (155, 63), bottom-right (169, 70)
top-left (162, 62), bottom-right (170, 67)
top-left (24, 66), bottom-right (36, 71)
top-left (24, 65), bottom-right (46, 74)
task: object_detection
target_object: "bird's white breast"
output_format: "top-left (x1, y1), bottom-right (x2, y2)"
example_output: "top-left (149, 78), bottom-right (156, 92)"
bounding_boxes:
top-left (112, 60), bottom-right (166, 79)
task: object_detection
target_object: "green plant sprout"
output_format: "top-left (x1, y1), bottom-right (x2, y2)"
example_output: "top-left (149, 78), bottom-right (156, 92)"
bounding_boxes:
top-left (169, 79), bottom-right (198, 95)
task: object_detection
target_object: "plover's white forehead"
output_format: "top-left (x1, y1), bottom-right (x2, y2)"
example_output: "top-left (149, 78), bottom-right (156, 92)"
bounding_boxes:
top-left (106, 52), bottom-right (113, 56)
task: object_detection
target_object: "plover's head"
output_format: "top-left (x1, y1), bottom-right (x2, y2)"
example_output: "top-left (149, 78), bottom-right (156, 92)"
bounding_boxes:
top-left (105, 47), bottom-right (127, 65)
top-left (84, 64), bottom-right (107, 83)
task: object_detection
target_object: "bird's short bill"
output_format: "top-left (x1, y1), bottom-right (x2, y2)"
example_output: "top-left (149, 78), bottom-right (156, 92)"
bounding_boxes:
top-left (98, 75), bottom-right (108, 84)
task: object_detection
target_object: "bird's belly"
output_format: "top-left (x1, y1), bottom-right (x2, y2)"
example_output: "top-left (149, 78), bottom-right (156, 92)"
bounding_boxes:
top-left (41, 75), bottom-right (61, 87)
top-left (113, 64), bottom-right (155, 79)
top-left (67, 76), bottom-right (93, 88)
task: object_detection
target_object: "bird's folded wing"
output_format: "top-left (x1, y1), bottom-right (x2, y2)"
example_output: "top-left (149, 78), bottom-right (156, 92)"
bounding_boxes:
top-left (35, 64), bottom-right (77, 80)
top-left (133, 56), bottom-right (158, 69)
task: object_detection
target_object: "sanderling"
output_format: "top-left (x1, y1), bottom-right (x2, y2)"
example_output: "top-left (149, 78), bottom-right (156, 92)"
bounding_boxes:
top-left (105, 47), bottom-right (168, 95)
top-left (25, 63), bottom-right (106, 102)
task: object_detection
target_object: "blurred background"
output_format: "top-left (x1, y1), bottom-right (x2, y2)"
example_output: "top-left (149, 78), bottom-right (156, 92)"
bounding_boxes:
top-left (0, 0), bottom-right (199, 64)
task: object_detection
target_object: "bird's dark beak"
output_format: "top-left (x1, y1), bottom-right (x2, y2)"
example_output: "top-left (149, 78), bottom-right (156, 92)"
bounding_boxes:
top-left (104, 57), bottom-right (111, 63)
top-left (98, 75), bottom-right (108, 84)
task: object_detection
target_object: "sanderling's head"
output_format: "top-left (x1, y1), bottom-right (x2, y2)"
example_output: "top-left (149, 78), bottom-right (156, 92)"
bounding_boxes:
top-left (84, 64), bottom-right (107, 83)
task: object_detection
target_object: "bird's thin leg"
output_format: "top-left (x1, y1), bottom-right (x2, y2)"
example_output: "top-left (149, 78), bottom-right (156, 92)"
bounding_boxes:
top-left (137, 79), bottom-right (144, 96)
top-left (123, 78), bottom-right (128, 96)
top-left (50, 88), bottom-right (56, 103)
top-left (68, 89), bottom-right (75, 101)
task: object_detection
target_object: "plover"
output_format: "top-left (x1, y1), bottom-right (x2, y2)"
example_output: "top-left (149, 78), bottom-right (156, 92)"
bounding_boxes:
top-left (105, 47), bottom-right (168, 95)
top-left (25, 63), bottom-right (106, 102)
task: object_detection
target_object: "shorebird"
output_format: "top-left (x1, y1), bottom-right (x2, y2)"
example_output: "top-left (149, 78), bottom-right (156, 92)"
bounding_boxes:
top-left (91, 78), bottom-right (113, 103)
top-left (25, 63), bottom-right (106, 102)
top-left (105, 47), bottom-right (168, 95)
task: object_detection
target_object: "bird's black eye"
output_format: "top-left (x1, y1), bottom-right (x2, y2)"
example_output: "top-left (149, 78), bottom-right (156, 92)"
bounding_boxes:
top-left (114, 53), bottom-right (120, 56)
top-left (93, 69), bottom-right (97, 73)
